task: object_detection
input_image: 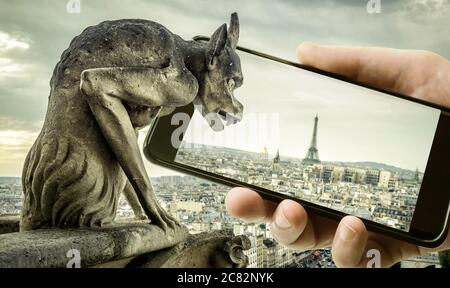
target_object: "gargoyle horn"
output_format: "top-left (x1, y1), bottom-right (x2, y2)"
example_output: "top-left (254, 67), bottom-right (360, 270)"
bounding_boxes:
top-left (227, 12), bottom-right (239, 50)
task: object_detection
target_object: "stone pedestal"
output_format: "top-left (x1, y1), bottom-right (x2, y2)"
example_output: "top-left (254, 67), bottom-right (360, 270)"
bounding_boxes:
top-left (0, 216), bottom-right (250, 268)
top-left (124, 230), bottom-right (250, 268)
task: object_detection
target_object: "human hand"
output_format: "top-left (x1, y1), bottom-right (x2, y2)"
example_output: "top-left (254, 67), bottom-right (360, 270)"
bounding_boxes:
top-left (225, 43), bottom-right (450, 268)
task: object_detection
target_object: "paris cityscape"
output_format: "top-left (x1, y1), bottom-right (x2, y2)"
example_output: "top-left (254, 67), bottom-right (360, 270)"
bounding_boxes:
top-left (0, 174), bottom-right (440, 268)
top-left (0, 115), bottom-right (438, 267)
top-left (176, 115), bottom-right (423, 232)
top-left (175, 143), bottom-right (422, 232)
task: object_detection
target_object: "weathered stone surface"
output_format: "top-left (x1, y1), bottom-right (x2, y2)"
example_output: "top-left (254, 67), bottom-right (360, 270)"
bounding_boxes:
top-left (0, 215), bottom-right (20, 234)
top-left (125, 230), bottom-right (251, 268)
top-left (0, 223), bottom-right (189, 268)
top-left (20, 13), bottom-right (243, 235)
top-left (1, 14), bottom-right (249, 269)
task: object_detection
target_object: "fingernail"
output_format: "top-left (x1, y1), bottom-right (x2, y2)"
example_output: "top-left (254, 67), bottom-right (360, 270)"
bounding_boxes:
top-left (274, 206), bottom-right (291, 230)
top-left (339, 221), bottom-right (357, 242)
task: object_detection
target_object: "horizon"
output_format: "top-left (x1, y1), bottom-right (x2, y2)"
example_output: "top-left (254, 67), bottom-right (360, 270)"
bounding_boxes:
top-left (179, 141), bottom-right (423, 173)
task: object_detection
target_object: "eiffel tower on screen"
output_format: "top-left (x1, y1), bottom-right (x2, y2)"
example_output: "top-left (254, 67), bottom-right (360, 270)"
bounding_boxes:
top-left (302, 114), bottom-right (321, 165)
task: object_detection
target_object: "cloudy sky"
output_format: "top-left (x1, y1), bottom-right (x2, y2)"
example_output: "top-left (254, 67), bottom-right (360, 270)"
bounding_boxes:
top-left (0, 0), bottom-right (449, 176)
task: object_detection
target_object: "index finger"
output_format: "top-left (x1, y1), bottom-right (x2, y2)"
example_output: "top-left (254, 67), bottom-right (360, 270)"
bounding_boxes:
top-left (225, 187), bottom-right (277, 222)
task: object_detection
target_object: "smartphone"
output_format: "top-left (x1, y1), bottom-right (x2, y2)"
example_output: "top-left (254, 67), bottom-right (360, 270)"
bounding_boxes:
top-left (144, 36), bottom-right (450, 248)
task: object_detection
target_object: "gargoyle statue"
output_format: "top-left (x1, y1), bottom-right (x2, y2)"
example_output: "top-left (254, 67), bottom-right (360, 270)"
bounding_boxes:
top-left (20, 13), bottom-right (244, 233)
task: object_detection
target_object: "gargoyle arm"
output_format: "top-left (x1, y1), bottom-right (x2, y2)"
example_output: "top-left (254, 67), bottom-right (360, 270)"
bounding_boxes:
top-left (80, 66), bottom-right (198, 231)
top-left (123, 180), bottom-right (146, 220)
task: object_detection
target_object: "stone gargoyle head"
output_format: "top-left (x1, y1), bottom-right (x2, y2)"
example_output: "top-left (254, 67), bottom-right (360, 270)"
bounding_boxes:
top-left (193, 13), bottom-right (244, 132)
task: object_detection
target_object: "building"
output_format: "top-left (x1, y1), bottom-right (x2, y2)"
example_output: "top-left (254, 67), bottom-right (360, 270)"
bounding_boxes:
top-left (302, 114), bottom-right (321, 165)
top-left (272, 149), bottom-right (280, 173)
top-left (256, 234), bottom-right (264, 268)
top-left (378, 170), bottom-right (391, 188)
top-left (321, 165), bottom-right (334, 183)
top-left (245, 234), bottom-right (258, 268)
top-left (414, 168), bottom-right (421, 183)
top-left (401, 252), bottom-right (441, 268)
top-left (365, 169), bottom-right (380, 186)
top-left (170, 200), bottom-right (204, 213)
top-left (273, 150), bottom-right (280, 164)
top-left (262, 238), bottom-right (277, 268)
top-left (342, 167), bottom-right (366, 184)
top-left (260, 145), bottom-right (269, 161)
top-left (388, 175), bottom-right (398, 190)
top-left (276, 245), bottom-right (293, 268)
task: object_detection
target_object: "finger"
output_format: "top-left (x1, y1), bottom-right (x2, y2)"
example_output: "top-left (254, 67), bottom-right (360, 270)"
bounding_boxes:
top-left (296, 42), bottom-right (432, 96)
top-left (269, 199), bottom-right (308, 245)
top-left (269, 200), bottom-right (339, 250)
top-left (332, 216), bottom-right (430, 268)
top-left (225, 187), bottom-right (276, 222)
top-left (331, 216), bottom-right (368, 268)
top-left (227, 188), bottom-right (339, 250)
top-left (287, 213), bottom-right (338, 251)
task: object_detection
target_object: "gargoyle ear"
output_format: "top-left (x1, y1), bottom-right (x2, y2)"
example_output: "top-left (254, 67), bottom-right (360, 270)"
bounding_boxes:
top-left (207, 23), bottom-right (227, 69)
top-left (227, 12), bottom-right (239, 50)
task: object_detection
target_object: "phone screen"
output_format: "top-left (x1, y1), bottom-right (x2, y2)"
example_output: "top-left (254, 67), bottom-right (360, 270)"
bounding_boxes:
top-left (173, 49), bottom-right (441, 232)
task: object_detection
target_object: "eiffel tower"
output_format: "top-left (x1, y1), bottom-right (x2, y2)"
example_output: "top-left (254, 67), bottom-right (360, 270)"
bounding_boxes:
top-left (302, 114), bottom-right (321, 165)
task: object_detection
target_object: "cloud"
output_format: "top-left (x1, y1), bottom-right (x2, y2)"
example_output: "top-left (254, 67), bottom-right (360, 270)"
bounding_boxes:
top-left (0, 117), bottom-right (40, 177)
top-left (0, 116), bottom-right (43, 131)
top-left (0, 31), bottom-right (30, 52)
top-left (0, 57), bottom-right (33, 78)
top-left (0, 0), bottom-right (449, 176)
top-left (0, 130), bottom-right (37, 147)
top-left (0, 31), bottom-right (33, 79)
top-left (402, 0), bottom-right (450, 18)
